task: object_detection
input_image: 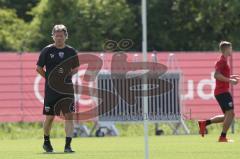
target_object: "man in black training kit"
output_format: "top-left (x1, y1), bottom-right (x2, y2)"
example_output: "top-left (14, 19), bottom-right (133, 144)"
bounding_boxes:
top-left (36, 24), bottom-right (79, 153)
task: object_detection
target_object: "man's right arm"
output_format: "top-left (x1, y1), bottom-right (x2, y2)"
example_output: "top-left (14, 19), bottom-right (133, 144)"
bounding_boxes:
top-left (36, 66), bottom-right (46, 79)
top-left (214, 71), bottom-right (229, 82)
top-left (214, 71), bottom-right (238, 85)
top-left (36, 46), bottom-right (48, 78)
top-left (214, 60), bottom-right (238, 85)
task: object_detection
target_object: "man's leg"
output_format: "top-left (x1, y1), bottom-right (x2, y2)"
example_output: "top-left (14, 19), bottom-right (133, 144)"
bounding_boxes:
top-left (44, 115), bottom-right (55, 135)
top-left (43, 115), bottom-right (55, 152)
top-left (210, 115), bottom-right (225, 124)
top-left (198, 115), bottom-right (225, 137)
top-left (64, 113), bottom-right (74, 153)
top-left (219, 109), bottom-right (234, 142)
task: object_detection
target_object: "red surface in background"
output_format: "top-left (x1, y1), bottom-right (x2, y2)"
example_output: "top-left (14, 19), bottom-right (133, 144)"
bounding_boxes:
top-left (0, 52), bottom-right (239, 122)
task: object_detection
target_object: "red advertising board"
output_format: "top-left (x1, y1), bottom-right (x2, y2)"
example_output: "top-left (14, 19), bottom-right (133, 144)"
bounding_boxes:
top-left (0, 52), bottom-right (239, 122)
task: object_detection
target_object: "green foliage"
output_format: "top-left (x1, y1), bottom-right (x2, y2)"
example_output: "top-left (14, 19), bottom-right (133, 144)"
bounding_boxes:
top-left (30, 0), bottom-right (138, 51)
top-left (148, 0), bottom-right (240, 51)
top-left (1, 0), bottom-right (240, 51)
top-left (0, 9), bottom-right (29, 51)
top-left (0, 0), bottom-right (40, 22)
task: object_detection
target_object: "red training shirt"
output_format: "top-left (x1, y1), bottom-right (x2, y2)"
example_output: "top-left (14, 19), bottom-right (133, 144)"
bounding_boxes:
top-left (214, 55), bottom-right (230, 96)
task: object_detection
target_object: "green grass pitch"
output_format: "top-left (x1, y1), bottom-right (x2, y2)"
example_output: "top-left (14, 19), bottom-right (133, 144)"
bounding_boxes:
top-left (1, 134), bottom-right (240, 159)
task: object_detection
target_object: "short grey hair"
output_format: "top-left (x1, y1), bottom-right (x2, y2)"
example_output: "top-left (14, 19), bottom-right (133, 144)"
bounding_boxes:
top-left (52, 24), bottom-right (68, 38)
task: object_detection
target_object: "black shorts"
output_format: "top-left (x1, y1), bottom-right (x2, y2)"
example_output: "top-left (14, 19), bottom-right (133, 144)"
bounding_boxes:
top-left (215, 92), bottom-right (234, 113)
top-left (43, 86), bottom-right (75, 116)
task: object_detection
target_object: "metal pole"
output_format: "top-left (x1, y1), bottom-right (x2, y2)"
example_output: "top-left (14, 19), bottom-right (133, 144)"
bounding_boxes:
top-left (142, 0), bottom-right (149, 159)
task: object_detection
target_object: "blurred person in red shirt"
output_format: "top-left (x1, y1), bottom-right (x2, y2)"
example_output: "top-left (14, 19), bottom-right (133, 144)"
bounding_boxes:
top-left (198, 41), bottom-right (239, 142)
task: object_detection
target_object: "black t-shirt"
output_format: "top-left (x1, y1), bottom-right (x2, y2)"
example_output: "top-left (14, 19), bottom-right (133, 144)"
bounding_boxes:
top-left (37, 44), bottom-right (79, 84)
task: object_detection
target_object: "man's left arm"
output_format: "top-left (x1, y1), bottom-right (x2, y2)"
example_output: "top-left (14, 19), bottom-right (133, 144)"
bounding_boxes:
top-left (70, 51), bottom-right (79, 75)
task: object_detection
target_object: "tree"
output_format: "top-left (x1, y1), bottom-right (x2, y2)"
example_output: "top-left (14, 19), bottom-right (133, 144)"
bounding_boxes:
top-left (0, 9), bottom-right (29, 51)
top-left (1, 0), bottom-right (240, 52)
top-left (148, 0), bottom-right (240, 51)
top-left (29, 0), bottom-right (138, 51)
top-left (0, 0), bottom-right (40, 22)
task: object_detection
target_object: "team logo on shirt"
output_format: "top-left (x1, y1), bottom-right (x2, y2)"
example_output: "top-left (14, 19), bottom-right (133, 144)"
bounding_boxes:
top-left (58, 52), bottom-right (64, 58)
top-left (58, 67), bottom-right (64, 74)
top-left (50, 53), bottom-right (54, 58)
top-left (228, 102), bottom-right (233, 107)
top-left (45, 105), bottom-right (51, 112)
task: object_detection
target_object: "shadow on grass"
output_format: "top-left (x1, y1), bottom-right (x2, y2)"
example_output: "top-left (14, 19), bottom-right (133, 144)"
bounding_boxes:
top-left (37, 152), bottom-right (75, 155)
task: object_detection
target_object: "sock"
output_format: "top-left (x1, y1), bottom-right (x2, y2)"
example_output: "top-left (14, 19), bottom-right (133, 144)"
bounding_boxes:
top-left (44, 135), bottom-right (50, 143)
top-left (65, 137), bottom-right (72, 147)
top-left (221, 132), bottom-right (226, 138)
top-left (206, 120), bottom-right (211, 126)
